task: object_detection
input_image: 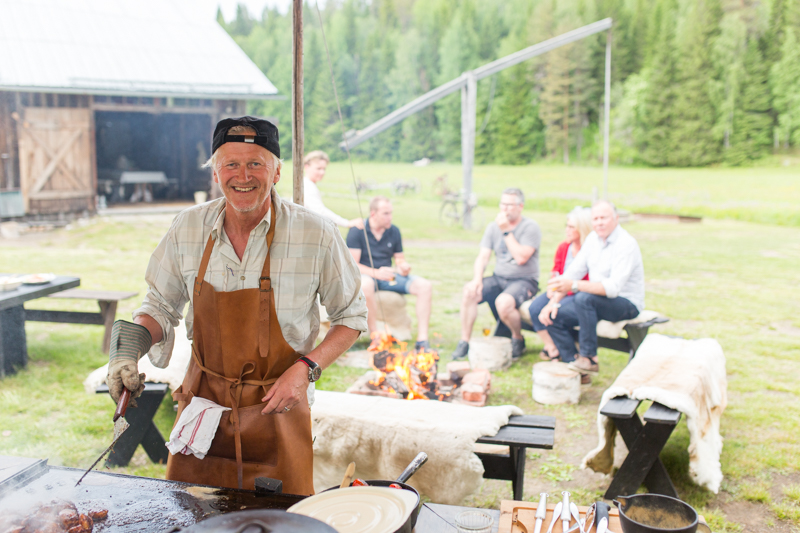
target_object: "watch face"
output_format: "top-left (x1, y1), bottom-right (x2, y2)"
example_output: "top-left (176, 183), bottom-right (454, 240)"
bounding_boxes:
top-left (310, 366), bottom-right (322, 382)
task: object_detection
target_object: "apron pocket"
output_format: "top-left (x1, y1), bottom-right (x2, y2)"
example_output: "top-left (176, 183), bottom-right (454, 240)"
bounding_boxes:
top-left (206, 402), bottom-right (279, 466)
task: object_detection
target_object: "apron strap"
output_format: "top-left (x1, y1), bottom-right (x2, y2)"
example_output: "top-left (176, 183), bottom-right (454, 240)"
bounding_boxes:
top-left (258, 199), bottom-right (277, 359)
top-left (195, 224), bottom-right (218, 296)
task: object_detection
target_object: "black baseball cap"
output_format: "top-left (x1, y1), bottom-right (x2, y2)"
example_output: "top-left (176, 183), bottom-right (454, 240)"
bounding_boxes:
top-left (211, 116), bottom-right (280, 158)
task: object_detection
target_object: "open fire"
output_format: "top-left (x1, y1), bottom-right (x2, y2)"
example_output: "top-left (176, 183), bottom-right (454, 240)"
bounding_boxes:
top-left (346, 334), bottom-right (491, 406)
top-left (367, 334), bottom-right (447, 400)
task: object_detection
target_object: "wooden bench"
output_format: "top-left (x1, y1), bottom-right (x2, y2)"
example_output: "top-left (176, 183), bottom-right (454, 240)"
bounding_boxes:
top-left (24, 289), bottom-right (138, 354)
top-left (600, 396), bottom-right (681, 500)
top-left (474, 414), bottom-right (556, 501)
top-left (494, 308), bottom-right (669, 360)
top-left (96, 382), bottom-right (170, 467)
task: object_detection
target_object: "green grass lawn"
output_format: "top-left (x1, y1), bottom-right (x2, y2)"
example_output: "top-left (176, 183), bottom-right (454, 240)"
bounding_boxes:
top-left (1, 162), bottom-right (799, 530)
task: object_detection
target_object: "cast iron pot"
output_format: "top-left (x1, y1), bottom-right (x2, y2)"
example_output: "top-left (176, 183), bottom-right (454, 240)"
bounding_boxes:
top-left (613, 494), bottom-right (699, 533)
top-left (325, 452), bottom-right (428, 533)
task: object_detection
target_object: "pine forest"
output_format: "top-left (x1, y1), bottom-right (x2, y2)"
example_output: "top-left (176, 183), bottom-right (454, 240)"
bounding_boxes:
top-left (220, 0), bottom-right (800, 167)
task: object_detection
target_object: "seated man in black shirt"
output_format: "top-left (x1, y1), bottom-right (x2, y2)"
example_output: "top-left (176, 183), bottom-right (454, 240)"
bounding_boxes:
top-left (347, 196), bottom-right (433, 352)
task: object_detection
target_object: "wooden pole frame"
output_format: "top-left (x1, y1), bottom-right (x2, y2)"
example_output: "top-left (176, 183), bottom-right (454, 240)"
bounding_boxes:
top-left (602, 28), bottom-right (612, 200)
top-left (292, 0), bottom-right (304, 205)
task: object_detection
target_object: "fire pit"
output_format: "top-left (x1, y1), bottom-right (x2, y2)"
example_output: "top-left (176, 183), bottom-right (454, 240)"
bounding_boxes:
top-left (346, 335), bottom-right (491, 406)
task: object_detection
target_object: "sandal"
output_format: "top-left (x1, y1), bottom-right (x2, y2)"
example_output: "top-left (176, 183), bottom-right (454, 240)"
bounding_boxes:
top-left (539, 347), bottom-right (560, 361)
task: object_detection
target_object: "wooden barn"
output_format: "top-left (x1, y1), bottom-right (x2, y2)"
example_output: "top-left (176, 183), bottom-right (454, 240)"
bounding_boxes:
top-left (0, 0), bottom-right (279, 218)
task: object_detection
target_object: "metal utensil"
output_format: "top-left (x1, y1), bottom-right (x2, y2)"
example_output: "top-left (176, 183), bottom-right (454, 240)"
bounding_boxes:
top-left (570, 503), bottom-right (598, 533)
top-left (339, 462), bottom-right (356, 489)
top-left (544, 502), bottom-right (562, 533)
top-left (396, 452), bottom-right (428, 483)
top-left (75, 388), bottom-right (131, 486)
top-left (533, 493), bottom-right (548, 533)
top-left (561, 491), bottom-right (572, 533)
top-left (571, 502), bottom-right (586, 533)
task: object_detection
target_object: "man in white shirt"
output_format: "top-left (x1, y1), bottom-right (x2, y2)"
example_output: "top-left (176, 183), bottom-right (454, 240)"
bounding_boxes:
top-left (536, 200), bottom-right (644, 378)
top-left (303, 150), bottom-right (363, 229)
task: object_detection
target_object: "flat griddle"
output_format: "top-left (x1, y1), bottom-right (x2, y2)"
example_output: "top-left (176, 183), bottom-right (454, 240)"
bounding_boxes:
top-left (0, 456), bottom-right (304, 532)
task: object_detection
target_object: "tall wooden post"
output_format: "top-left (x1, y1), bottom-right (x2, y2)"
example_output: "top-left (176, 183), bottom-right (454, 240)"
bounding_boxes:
top-left (292, 0), bottom-right (304, 205)
top-left (460, 71), bottom-right (477, 229)
top-left (602, 28), bottom-right (611, 200)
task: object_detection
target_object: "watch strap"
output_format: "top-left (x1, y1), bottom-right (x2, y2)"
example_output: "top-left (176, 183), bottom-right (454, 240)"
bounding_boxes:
top-left (296, 355), bottom-right (317, 368)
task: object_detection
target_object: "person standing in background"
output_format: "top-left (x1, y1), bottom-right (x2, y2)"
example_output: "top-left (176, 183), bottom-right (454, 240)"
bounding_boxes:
top-left (303, 151), bottom-right (363, 229)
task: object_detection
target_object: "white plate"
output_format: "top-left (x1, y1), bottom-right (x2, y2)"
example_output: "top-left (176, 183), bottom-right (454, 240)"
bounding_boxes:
top-left (21, 273), bottom-right (56, 285)
top-left (0, 276), bottom-right (23, 292)
top-left (287, 486), bottom-right (417, 533)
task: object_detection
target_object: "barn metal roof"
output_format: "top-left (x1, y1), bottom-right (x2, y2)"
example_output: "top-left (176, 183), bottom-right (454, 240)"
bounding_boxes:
top-left (0, 0), bottom-right (279, 99)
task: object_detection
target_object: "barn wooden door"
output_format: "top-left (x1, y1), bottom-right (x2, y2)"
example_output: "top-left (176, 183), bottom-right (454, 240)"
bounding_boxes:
top-left (16, 107), bottom-right (94, 214)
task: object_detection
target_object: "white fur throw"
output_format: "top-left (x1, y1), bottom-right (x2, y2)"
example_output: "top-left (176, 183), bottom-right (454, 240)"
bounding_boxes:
top-left (582, 334), bottom-right (727, 493)
top-left (311, 390), bottom-right (522, 505)
top-left (520, 301), bottom-right (664, 340)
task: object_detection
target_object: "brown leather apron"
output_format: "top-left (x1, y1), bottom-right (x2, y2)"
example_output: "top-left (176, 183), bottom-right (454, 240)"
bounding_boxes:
top-left (166, 201), bottom-right (314, 494)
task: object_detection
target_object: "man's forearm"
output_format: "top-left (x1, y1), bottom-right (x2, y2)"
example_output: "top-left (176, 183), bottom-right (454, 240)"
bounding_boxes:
top-left (357, 263), bottom-right (376, 277)
top-left (133, 314), bottom-right (163, 345)
top-left (504, 234), bottom-right (534, 265)
top-left (574, 280), bottom-right (607, 296)
top-left (305, 325), bottom-right (360, 370)
top-left (473, 256), bottom-right (489, 281)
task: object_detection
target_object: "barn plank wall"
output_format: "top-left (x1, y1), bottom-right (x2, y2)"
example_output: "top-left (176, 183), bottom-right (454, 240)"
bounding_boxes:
top-left (17, 107), bottom-right (94, 214)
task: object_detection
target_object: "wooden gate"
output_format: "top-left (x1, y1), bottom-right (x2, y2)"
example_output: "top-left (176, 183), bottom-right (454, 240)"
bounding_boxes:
top-left (16, 107), bottom-right (95, 214)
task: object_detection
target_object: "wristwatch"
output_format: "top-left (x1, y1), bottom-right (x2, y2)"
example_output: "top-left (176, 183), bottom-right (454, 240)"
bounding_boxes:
top-left (571, 280), bottom-right (580, 293)
top-left (296, 356), bottom-right (321, 382)
top-left (503, 231), bottom-right (510, 237)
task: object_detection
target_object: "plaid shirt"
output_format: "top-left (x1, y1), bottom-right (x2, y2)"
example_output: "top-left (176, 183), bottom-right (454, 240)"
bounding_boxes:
top-left (134, 190), bottom-right (368, 369)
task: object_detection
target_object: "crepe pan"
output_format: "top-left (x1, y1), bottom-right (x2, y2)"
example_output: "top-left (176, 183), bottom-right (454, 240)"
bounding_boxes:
top-left (321, 451), bottom-right (429, 533)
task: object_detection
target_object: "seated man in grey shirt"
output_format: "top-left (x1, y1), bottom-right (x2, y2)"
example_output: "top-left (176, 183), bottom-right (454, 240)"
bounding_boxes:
top-left (535, 200), bottom-right (645, 379)
top-left (452, 188), bottom-right (541, 360)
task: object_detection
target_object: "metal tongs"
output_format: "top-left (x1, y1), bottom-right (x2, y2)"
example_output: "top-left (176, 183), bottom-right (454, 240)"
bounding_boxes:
top-left (565, 502), bottom-right (615, 533)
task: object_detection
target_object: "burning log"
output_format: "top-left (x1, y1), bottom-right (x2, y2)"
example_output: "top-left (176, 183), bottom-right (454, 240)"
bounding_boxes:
top-left (382, 371), bottom-right (409, 396)
top-left (366, 334), bottom-right (449, 400)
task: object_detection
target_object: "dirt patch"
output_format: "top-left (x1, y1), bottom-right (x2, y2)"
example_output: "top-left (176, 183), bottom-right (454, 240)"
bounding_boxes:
top-left (760, 321), bottom-right (800, 337)
top-left (716, 499), bottom-right (795, 532)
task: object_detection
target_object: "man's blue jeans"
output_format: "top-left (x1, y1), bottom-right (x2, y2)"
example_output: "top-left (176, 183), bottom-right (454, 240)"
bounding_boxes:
top-left (529, 292), bottom-right (639, 361)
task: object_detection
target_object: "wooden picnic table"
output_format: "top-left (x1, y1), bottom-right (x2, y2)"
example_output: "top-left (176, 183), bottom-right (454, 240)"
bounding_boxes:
top-left (0, 274), bottom-right (80, 377)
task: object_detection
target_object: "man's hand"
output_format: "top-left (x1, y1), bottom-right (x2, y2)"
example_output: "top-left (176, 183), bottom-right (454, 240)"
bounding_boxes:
top-left (465, 278), bottom-right (483, 299)
top-left (396, 262), bottom-right (411, 277)
top-left (107, 320), bottom-right (151, 405)
top-left (495, 212), bottom-right (512, 233)
top-left (261, 362), bottom-right (309, 414)
top-left (547, 276), bottom-right (573, 294)
top-left (538, 302), bottom-right (559, 327)
top-left (349, 218), bottom-right (365, 230)
top-left (372, 266), bottom-right (396, 281)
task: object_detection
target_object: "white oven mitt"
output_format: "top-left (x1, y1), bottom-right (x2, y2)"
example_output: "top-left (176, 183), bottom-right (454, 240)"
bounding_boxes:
top-left (166, 397), bottom-right (231, 460)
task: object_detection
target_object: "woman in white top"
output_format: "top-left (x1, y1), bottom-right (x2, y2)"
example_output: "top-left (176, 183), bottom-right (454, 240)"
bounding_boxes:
top-left (303, 151), bottom-right (363, 229)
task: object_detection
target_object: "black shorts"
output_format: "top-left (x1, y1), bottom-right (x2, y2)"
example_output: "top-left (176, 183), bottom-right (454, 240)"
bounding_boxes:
top-left (480, 275), bottom-right (538, 309)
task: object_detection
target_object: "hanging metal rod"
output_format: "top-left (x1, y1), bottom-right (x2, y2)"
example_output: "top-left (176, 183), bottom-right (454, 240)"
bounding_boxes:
top-left (340, 17), bottom-right (612, 149)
